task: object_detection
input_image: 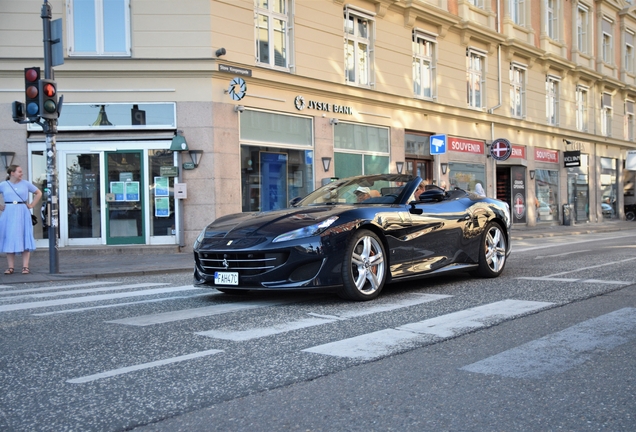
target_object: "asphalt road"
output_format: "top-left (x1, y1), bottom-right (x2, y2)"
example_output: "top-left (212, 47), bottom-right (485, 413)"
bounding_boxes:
top-left (1, 229), bottom-right (635, 431)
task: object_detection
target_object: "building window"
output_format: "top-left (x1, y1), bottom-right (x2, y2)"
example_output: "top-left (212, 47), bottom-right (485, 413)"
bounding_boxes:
top-left (469, 0), bottom-right (485, 8)
top-left (601, 93), bottom-right (613, 137)
top-left (546, 75), bottom-right (560, 125)
top-left (510, 63), bottom-right (526, 118)
top-left (344, 7), bottom-right (374, 87)
top-left (576, 86), bottom-right (589, 132)
top-left (413, 31), bottom-right (436, 99)
top-left (546, 0), bottom-right (559, 40)
top-left (510, 0), bottom-right (525, 26)
top-left (67, 0), bottom-right (130, 56)
top-left (626, 100), bottom-right (635, 141)
top-left (602, 18), bottom-right (613, 64)
top-left (577, 5), bottom-right (588, 54)
top-left (255, 0), bottom-right (291, 69)
top-left (626, 31), bottom-right (635, 74)
top-left (467, 49), bottom-right (486, 109)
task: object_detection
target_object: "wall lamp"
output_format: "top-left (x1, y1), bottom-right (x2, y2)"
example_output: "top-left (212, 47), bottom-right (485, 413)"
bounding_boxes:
top-left (329, 118), bottom-right (339, 125)
top-left (0, 152), bottom-right (15, 171)
top-left (215, 47), bottom-right (227, 57)
top-left (188, 150), bottom-right (204, 168)
top-left (440, 162), bottom-right (448, 175)
top-left (529, 170), bottom-right (536, 180)
top-left (321, 156), bottom-right (332, 172)
top-left (170, 132), bottom-right (189, 152)
top-left (396, 161), bottom-right (404, 174)
top-left (234, 105), bottom-right (245, 113)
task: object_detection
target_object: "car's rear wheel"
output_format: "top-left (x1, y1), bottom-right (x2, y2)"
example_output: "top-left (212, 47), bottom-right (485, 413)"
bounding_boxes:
top-left (338, 229), bottom-right (387, 301)
top-left (627, 211), bottom-right (636, 221)
top-left (474, 222), bottom-right (507, 278)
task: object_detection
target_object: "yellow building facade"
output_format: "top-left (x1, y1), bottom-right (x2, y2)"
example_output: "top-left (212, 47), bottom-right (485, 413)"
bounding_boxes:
top-left (1, 0), bottom-right (635, 249)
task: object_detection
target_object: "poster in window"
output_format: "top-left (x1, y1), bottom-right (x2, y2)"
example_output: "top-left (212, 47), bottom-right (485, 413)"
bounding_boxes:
top-left (154, 176), bottom-right (169, 197)
top-left (125, 182), bottom-right (140, 201)
top-left (155, 197), bottom-right (170, 217)
top-left (260, 152), bottom-right (288, 211)
top-left (110, 182), bottom-right (125, 201)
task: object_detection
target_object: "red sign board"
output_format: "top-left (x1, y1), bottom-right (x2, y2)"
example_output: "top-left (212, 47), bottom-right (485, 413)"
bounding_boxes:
top-left (448, 137), bottom-right (484, 154)
top-left (510, 145), bottom-right (526, 159)
top-left (534, 148), bottom-right (559, 163)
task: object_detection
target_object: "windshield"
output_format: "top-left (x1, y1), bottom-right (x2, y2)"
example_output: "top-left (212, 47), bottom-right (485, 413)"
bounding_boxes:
top-left (297, 174), bottom-right (416, 206)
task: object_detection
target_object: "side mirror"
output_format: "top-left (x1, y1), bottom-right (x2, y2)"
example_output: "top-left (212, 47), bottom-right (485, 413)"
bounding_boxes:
top-left (419, 188), bottom-right (445, 203)
top-left (289, 196), bottom-right (303, 207)
top-left (409, 202), bottom-right (423, 215)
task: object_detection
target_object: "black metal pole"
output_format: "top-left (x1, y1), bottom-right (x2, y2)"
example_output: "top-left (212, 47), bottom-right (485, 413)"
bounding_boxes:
top-left (41, 0), bottom-right (59, 274)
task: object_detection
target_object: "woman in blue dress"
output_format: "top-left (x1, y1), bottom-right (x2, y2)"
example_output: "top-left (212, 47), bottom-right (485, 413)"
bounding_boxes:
top-left (0, 165), bottom-right (42, 274)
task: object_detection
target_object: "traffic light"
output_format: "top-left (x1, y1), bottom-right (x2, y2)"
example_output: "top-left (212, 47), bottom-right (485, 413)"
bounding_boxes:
top-left (38, 79), bottom-right (58, 120)
top-left (12, 101), bottom-right (26, 123)
top-left (24, 67), bottom-right (40, 120)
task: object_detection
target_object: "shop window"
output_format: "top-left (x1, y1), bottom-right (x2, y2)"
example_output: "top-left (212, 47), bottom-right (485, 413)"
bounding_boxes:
top-left (240, 110), bottom-right (312, 147)
top-left (334, 122), bottom-right (389, 177)
top-left (67, 0), bottom-right (130, 56)
top-left (534, 170), bottom-right (559, 222)
top-left (448, 162), bottom-right (485, 193)
top-left (567, 154), bottom-right (589, 223)
top-left (601, 157), bottom-right (617, 218)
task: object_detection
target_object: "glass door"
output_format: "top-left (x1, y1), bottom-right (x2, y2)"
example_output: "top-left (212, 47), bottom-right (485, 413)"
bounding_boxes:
top-left (65, 153), bottom-right (102, 244)
top-left (105, 151), bottom-right (144, 244)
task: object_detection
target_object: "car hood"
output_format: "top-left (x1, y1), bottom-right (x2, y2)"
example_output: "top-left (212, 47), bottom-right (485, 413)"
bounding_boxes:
top-left (198, 206), bottom-right (349, 246)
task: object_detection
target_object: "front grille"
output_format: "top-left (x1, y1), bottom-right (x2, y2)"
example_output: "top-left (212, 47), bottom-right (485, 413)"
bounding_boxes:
top-left (197, 251), bottom-right (288, 276)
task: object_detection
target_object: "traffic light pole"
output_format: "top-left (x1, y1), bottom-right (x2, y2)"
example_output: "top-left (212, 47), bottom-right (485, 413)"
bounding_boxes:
top-left (41, 0), bottom-right (59, 274)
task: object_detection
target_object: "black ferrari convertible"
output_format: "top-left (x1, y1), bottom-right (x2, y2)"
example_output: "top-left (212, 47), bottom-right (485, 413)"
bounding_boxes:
top-left (193, 174), bottom-right (511, 301)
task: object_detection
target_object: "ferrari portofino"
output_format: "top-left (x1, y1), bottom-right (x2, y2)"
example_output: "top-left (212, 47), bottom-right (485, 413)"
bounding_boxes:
top-left (193, 174), bottom-right (511, 301)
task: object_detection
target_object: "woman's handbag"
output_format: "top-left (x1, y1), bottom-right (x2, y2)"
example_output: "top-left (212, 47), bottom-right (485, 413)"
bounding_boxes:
top-left (31, 215), bottom-right (38, 226)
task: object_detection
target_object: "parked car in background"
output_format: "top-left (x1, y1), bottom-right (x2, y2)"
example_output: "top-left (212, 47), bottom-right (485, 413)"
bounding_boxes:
top-left (193, 174), bottom-right (511, 301)
top-left (601, 203), bottom-right (615, 218)
top-left (624, 204), bottom-right (635, 221)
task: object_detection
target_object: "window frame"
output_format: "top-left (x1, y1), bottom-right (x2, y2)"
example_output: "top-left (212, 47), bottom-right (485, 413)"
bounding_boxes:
top-left (510, 0), bottom-right (525, 27)
top-left (412, 30), bottom-right (437, 100)
top-left (509, 62), bottom-right (526, 118)
top-left (626, 99), bottom-right (635, 141)
top-left (626, 30), bottom-right (635, 74)
top-left (577, 4), bottom-right (589, 54)
top-left (66, 0), bottom-right (131, 57)
top-left (602, 17), bottom-right (614, 65)
top-left (254, 0), bottom-right (293, 70)
top-left (467, 48), bottom-right (487, 110)
top-left (546, 75), bottom-right (560, 126)
top-left (601, 92), bottom-right (613, 137)
top-left (344, 6), bottom-right (375, 87)
top-left (576, 85), bottom-right (589, 133)
top-left (546, 0), bottom-right (559, 41)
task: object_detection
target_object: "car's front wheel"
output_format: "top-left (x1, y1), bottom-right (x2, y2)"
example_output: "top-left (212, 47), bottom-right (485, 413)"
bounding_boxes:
top-left (474, 222), bottom-right (507, 278)
top-left (339, 229), bottom-right (387, 301)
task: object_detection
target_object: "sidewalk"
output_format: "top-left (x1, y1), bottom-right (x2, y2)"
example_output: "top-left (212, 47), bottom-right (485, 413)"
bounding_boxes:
top-left (0, 221), bottom-right (634, 284)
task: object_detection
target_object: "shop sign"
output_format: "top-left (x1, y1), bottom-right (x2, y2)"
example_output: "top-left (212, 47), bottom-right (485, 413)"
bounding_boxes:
top-left (448, 137), bottom-right (484, 154)
top-left (293, 95), bottom-right (353, 115)
top-left (564, 150), bottom-right (581, 167)
top-left (511, 166), bottom-right (527, 224)
top-left (510, 145), bottom-right (526, 159)
top-left (160, 166), bottom-right (179, 177)
top-left (534, 148), bottom-right (559, 163)
top-left (489, 138), bottom-right (512, 161)
top-left (626, 150), bottom-right (636, 171)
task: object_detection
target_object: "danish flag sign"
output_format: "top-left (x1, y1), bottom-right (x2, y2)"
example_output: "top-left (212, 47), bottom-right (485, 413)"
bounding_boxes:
top-left (489, 138), bottom-right (512, 161)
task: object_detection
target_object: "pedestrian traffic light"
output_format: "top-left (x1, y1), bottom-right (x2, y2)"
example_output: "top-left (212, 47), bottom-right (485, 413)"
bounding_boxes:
top-left (12, 101), bottom-right (26, 123)
top-left (24, 67), bottom-right (41, 120)
top-left (38, 79), bottom-right (58, 120)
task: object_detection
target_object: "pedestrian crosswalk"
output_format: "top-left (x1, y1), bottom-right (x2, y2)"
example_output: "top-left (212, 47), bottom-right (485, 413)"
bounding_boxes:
top-left (0, 280), bottom-right (632, 385)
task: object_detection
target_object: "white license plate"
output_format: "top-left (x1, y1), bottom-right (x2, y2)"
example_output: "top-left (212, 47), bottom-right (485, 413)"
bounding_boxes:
top-left (214, 271), bottom-right (239, 286)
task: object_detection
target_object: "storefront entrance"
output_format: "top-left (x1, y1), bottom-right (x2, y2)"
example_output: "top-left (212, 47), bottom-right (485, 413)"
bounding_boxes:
top-left (105, 151), bottom-right (145, 245)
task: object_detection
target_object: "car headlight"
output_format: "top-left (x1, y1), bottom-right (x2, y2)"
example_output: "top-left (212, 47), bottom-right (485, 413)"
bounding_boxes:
top-left (273, 216), bottom-right (338, 243)
top-left (193, 229), bottom-right (206, 248)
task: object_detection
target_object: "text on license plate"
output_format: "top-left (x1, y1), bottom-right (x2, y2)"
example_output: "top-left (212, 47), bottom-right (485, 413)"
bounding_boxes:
top-left (214, 271), bottom-right (239, 286)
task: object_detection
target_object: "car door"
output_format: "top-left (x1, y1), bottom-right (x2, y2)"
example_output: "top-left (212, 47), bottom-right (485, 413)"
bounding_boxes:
top-left (407, 197), bottom-right (474, 274)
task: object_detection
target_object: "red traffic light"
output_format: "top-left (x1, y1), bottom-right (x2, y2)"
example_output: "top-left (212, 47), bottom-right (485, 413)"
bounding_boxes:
top-left (25, 68), bottom-right (39, 82)
top-left (42, 83), bottom-right (56, 97)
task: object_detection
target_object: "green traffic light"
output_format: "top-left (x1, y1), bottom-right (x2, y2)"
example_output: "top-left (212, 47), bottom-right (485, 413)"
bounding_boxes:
top-left (43, 100), bottom-right (56, 113)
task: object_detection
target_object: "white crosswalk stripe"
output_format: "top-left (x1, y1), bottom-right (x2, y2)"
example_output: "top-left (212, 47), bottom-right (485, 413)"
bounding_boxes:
top-left (461, 307), bottom-right (636, 379)
top-left (0, 281), bottom-right (119, 296)
top-left (303, 300), bottom-right (554, 360)
top-left (0, 283), bottom-right (168, 301)
top-left (196, 294), bottom-right (452, 341)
